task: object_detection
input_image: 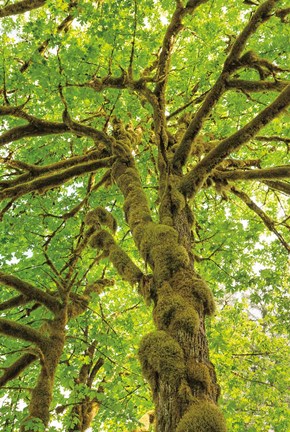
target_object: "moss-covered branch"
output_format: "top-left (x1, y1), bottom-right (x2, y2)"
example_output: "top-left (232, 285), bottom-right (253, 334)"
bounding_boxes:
top-left (0, 110), bottom-right (110, 148)
top-left (154, 0), bottom-right (208, 100)
top-left (89, 230), bottom-right (143, 286)
top-left (0, 294), bottom-right (28, 311)
top-left (0, 149), bottom-right (109, 189)
top-left (0, 272), bottom-right (61, 313)
top-left (0, 156), bottom-right (115, 200)
top-left (172, 0), bottom-right (279, 170)
top-left (216, 165), bottom-right (290, 181)
top-left (226, 79), bottom-right (288, 92)
top-left (0, 318), bottom-right (47, 346)
top-left (262, 180), bottom-right (290, 196)
top-left (223, 0), bottom-right (278, 68)
top-left (0, 0), bottom-right (46, 17)
top-left (0, 122), bottom-right (69, 147)
top-left (231, 187), bottom-right (290, 253)
top-left (0, 353), bottom-right (37, 387)
top-left (180, 85), bottom-right (290, 197)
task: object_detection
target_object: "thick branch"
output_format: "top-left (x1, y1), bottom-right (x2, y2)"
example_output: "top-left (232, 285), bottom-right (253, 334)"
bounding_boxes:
top-left (0, 122), bottom-right (69, 147)
top-left (231, 187), bottom-right (290, 252)
top-left (226, 79), bottom-right (288, 92)
top-left (224, 0), bottom-right (278, 68)
top-left (262, 180), bottom-right (290, 196)
top-left (0, 156), bottom-right (115, 200)
top-left (172, 0), bottom-right (278, 170)
top-left (0, 150), bottom-right (110, 189)
top-left (0, 294), bottom-right (28, 311)
top-left (154, 1), bottom-right (208, 99)
top-left (0, 272), bottom-right (61, 313)
top-left (0, 353), bottom-right (37, 387)
top-left (216, 165), bottom-right (290, 181)
top-left (0, 0), bottom-right (45, 17)
top-left (0, 319), bottom-right (46, 346)
top-left (180, 85), bottom-right (290, 197)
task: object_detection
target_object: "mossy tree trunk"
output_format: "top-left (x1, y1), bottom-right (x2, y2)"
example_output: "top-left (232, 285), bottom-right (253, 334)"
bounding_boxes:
top-left (106, 131), bottom-right (226, 432)
top-left (20, 310), bottom-right (67, 432)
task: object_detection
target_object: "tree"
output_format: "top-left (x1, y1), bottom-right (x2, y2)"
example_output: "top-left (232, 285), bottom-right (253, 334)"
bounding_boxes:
top-left (0, 0), bottom-right (289, 431)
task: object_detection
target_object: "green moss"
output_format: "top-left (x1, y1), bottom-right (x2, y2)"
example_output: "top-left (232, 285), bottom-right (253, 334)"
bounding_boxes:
top-left (89, 230), bottom-right (115, 250)
top-left (85, 207), bottom-right (117, 232)
top-left (138, 330), bottom-right (185, 395)
top-left (109, 245), bottom-right (143, 284)
top-left (170, 270), bottom-right (215, 315)
top-left (178, 381), bottom-right (195, 407)
top-left (176, 401), bottom-right (227, 432)
top-left (187, 361), bottom-right (211, 393)
top-left (138, 223), bottom-right (189, 283)
top-left (117, 169), bottom-right (141, 195)
top-left (89, 230), bottom-right (142, 285)
top-left (169, 308), bottom-right (200, 336)
top-left (154, 286), bottom-right (200, 335)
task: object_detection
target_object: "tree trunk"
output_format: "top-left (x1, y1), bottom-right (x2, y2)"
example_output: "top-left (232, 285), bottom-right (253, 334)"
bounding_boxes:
top-left (111, 134), bottom-right (226, 431)
top-left (20, 312), bottom-right (66, 431)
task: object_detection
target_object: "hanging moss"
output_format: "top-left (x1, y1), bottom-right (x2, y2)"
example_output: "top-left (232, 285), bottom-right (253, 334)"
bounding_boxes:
top-left (85, 207), bottom-right (117, 232)
top-left (138, 330), bottom-right (185, 397)
top-left (170, 270), bottom-right (215, 315)
top-left (176, 401), bottom-right (227, 432)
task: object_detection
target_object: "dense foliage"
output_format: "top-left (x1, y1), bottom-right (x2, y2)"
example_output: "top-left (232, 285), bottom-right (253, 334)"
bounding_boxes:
top-left (0, 0), bottom-right (289, 431)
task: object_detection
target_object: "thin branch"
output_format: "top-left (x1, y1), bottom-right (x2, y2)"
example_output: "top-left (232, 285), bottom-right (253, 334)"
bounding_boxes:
top-left (231, 187), bottom-right (290, 252)
top-left (20, 2), bottom-right (77, 73)
top-left (128, 0), bottom-right (137, 78)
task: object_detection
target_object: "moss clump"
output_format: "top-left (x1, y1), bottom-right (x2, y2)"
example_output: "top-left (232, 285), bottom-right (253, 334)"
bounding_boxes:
top-left (138, 223), bottom-right (189, 283)
top-left (117, 168), bottom-right (141, 195)
top-left (154, 285), bottom-right (200, 335)
top-left (169, 308), bottom-right (200, 336)
top-left (176, 401), bottom-right (227, 432)
top-left (85, 207), bottom-right (117, 232)
top-left (170, 270), bottom-right (215, 315)
top-left (187, 361), bottom-right (211, 393)
top-left (89, 230), bottom-right (115, 250)
top-left (123, 188), bottom-right (152, 228)
top-left (138, 330), bottom-right (185, 396)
